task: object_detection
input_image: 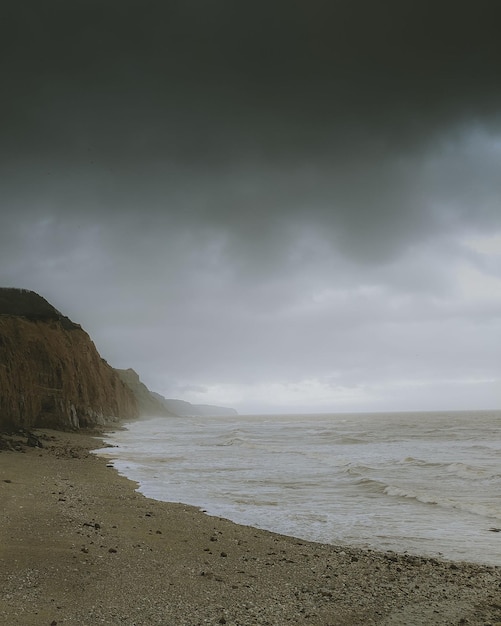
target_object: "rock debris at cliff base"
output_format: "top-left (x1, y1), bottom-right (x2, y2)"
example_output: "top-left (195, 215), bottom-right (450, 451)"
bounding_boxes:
top-left (0, 429), bottom-right (500, 626)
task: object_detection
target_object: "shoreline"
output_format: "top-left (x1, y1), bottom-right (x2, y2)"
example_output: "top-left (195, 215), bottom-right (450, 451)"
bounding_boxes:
top-left (1, 429), bottom-right (500, 625)
top-left (98, 416), bottom-right (501, 569)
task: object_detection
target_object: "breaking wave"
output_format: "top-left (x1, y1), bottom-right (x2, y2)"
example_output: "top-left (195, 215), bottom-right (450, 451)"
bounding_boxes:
top-left (98, 409), bottom-right (501, 565)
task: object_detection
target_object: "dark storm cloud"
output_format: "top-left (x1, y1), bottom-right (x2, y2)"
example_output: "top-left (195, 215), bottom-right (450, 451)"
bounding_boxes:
top-left (3, 2), bottom-right (501, 224)
top-left (3, 1), bottom-right (501, 163)
top-left (2, 2), bottom-right (500, 270)
top-left (5, 3), bottom-right (501, 112)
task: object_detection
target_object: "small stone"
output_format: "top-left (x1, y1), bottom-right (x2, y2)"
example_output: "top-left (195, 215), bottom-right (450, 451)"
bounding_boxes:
top-left (108, 548), bottom-right (117, 553)
top-left (27, 433), bottom-right (43, 448)
top-left (220, 551), bottom-right (228, 557)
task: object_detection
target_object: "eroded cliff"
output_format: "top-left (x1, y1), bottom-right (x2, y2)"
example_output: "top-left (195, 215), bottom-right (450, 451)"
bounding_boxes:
top-left (0, 289), bottom-right (138, 430)
top-left (114, 368), bottom-right (177, 417)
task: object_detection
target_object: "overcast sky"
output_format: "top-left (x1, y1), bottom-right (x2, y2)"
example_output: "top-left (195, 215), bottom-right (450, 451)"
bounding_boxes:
top-left (1, 1), bottom-right (500, 414)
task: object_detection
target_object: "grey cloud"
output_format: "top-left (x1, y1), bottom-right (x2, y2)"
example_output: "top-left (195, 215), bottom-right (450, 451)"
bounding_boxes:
top-left (3, 2), bottom-right (501, 155)
top-left (1, 2), bottom-right (500, 412)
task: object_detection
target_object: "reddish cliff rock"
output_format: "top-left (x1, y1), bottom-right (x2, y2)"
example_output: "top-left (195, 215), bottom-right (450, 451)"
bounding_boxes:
top-left (0, 288), bottom-right (138, 430)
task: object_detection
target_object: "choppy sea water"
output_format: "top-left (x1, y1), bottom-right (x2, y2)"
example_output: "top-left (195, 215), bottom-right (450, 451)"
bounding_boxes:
top-left (96, 410), bottom-right (501, 565)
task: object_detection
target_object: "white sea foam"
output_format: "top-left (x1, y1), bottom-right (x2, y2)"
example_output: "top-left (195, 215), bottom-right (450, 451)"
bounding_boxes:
top-left (96, 410), bottom-right (501, 565)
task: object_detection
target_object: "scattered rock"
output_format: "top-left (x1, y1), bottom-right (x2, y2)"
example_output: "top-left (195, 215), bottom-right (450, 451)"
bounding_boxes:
top-left (26, 432), bottom-right (43, 448)
top-left (83, 522), bottom-right (101, 530)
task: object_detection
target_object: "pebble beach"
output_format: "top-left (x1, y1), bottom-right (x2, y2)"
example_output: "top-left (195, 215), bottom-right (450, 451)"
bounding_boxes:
top-left (1, 429), bottom-right (500, 626)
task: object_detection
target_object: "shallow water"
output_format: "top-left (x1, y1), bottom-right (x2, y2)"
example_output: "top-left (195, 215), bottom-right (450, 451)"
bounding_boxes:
top-left (97, 410), bottom-right (501, 565)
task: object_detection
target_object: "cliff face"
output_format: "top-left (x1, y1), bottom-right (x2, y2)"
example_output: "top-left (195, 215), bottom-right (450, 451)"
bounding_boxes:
top-left (114, 369), bottom-right (177, 417)
top-left (116, 369), bottom-right (238, 418)
top-left (0, 289), bottom-right (138, 430)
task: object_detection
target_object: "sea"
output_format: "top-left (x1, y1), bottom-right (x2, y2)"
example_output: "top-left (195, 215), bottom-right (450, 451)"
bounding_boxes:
top-left (96, 410), bottom-right (501, 566)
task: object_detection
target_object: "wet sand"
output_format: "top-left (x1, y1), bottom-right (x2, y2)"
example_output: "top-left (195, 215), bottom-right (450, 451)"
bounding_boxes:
top-left (0, 429), bottom-right (500, 625)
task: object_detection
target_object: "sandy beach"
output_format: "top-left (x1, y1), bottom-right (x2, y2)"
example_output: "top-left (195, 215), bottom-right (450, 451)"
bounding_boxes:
top-left (1, 429), bottom-right (500, 626)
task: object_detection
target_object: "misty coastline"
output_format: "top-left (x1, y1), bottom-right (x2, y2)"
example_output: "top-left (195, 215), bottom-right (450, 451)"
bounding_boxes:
top-left (1, 2), bottom-right (501, 622)
top-left (98, 410), bottom-right (501, 568)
